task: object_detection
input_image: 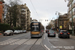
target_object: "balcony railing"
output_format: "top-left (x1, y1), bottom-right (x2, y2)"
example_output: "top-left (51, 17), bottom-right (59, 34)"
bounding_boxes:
top-left (21, 10), bottom-right (25, 12)
top-left (67, 0), bottom-right (73, 7)
top-left (72, 3), bottom-right (75, 8)
top-left (73, 11), bottom-right (75, 15)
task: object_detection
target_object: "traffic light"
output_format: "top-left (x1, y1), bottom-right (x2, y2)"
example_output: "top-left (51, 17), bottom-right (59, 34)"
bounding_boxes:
top-left (45, 20), bottom-right (48, 21)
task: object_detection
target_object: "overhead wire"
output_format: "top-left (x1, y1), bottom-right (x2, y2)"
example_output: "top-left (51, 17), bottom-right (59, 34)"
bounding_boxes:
top-left (30, 0), bottom-right (39, 17)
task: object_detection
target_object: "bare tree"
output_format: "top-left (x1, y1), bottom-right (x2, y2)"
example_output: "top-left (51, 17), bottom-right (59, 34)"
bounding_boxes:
top-left (5, 0), bottom-right (21, 27)
top-left (46, 23), bottom-right (53, 29)
top-left (6, 0), bottom-right (22, 6)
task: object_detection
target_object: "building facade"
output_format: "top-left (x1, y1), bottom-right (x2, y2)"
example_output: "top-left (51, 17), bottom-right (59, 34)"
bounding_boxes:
top-left (5, 4), bottom-right (31, 30)
top-left (17, 4), bottom-right (31, 30)
top-left (67, 0), bottom-right (75, 28)
top-left (30, 17), bottom-right (32, 22)
top-left (58, 14), bottom-right (69, 30)
top-left (27, 7), bottom-right (31, 31)
top-left (0, 0), bottom-right (4, 23)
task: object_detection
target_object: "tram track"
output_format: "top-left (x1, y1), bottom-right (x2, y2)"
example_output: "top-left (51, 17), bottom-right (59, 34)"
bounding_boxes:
top-left (0, 32), bottom-right (44, 50)
top-left (14, 39), bottom-right (31, 50)
top-left (0, 33), bottom-right (30, 48)
top-left (29, 38), bottom-right (40, 50)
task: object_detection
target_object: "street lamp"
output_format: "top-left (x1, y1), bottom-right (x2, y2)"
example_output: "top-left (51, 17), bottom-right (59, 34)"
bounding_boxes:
top-left (65, 0), bottom-right (74, 35)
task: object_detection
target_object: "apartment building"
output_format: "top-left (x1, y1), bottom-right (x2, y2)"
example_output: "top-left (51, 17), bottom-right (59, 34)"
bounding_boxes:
top-left (0, 0), bottom-right (4, 23)
top-left (58, 14), bottom-right (69, 30)
top-left (30, 17), bottom-right (32, 22)
top-left (27, 7), bottom-right (31, 31)
top-left (18, 4), bottom-right (31, 30)
top-left (5, 4), bottom-right (31, 30)
top-left (67, 0), bottom-right (75, 27)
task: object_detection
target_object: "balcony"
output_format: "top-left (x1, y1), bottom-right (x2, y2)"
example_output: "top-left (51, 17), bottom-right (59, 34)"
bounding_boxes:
top-left (73, 11), bottom-right (75, 15)
top-left (21, 16), bottom-right (25, 19)
top-left (67, 13), bottom-right (71, 19)
top-left (68, 10), bottom-right (70, 13)
top-left (67, 0), bottom-right (71, 7)
top-left (69, 14), bottom-right (71, 18)
top-left (21, 23), bottom-right (25, 24)
top-left (21, 14), bottom-right (26, 15)
top-left (27, 11), bottom-right (30, 13)
top-left (21, 13), bottom-right (25, 15)
top-left (21, 19), bottom-right (26, 21)
top-left (68, 7), bottom-right (71, 12)
top-left (67, 0), bottom-right (73, 7)
top-left (21, 10), bottom-right (25, 12)
top-left (72, 3), bottom-right (75, 8)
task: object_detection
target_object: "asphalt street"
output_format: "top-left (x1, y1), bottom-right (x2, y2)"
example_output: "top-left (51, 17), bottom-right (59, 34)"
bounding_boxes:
top-left (0, 32), bottom-right (75, 50)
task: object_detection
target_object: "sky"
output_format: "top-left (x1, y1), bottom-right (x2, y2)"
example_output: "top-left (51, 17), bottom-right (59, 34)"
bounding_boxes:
top-left (4, 0), bottom-right (68, 26)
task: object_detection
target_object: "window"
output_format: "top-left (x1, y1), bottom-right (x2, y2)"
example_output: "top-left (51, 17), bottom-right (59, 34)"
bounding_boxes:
top-left (21, 15), bottom-right (25, 17)
top-left (69, 4), bottom-right (71, 8)
top-left (70, 11), bottom-right (71, 14)
top-left (21, 11), bottom-right (26, 14)
top-left (70, 18), bottom-right (72, 22)
top-left (21, 9), bottom-right (25, 11)
top-left (72, 8), bottom-right (75, 12)
top-left (72, 0), bottom-right (75, 4)
top-left (73, 15), bottom-right (75, 18)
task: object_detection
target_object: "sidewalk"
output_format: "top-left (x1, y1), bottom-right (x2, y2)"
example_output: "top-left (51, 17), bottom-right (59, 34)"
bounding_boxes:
top-left (70, 35), bottom-right (75, 39)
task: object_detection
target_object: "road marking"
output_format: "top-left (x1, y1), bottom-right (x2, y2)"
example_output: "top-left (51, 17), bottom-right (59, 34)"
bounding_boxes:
top-left (56, 34), bottom-right (58, 38)
top-left (44, 34), bottom-right (46, 39)
top-left (10, 39), bottom-right (28, 45)
top-left (35, 39), bottom-right (42, 45)
top-left (24, 39), bottom-right (37, 45)
top-left (0, 39), bottom-right (20, 45)
top-left (49, 39), bottom-right (58, 41)
top-left (44, 36), bottom-right (45, 39)
top-left (44, 45), bottom-right (50, 50)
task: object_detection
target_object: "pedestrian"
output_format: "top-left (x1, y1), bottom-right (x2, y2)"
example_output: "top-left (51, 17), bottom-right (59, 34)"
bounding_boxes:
top-left (59, 29), bottom-right (60, 32)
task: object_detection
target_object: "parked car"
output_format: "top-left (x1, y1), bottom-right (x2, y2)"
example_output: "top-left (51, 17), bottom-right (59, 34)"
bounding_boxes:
top-left (20, 30), bottom-right (23, 33)
top-left (14, 30), bottom-right (20, 34)
top-left (23, 30), bottom-right (27, 33)
top-left (48, 30), bottom-right (56, 37)
top-left (3, 30), bottom-right (14, 36)
top-left (58, 30), bottom-right (70, 38)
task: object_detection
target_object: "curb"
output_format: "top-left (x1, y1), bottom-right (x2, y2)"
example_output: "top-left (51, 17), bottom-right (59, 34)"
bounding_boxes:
top-left (70, 35), bottom-right (75, 39)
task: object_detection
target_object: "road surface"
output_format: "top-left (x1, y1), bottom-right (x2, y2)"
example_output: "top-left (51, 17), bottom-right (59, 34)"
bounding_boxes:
top-left (0, 32), bottom-right (75, 50)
